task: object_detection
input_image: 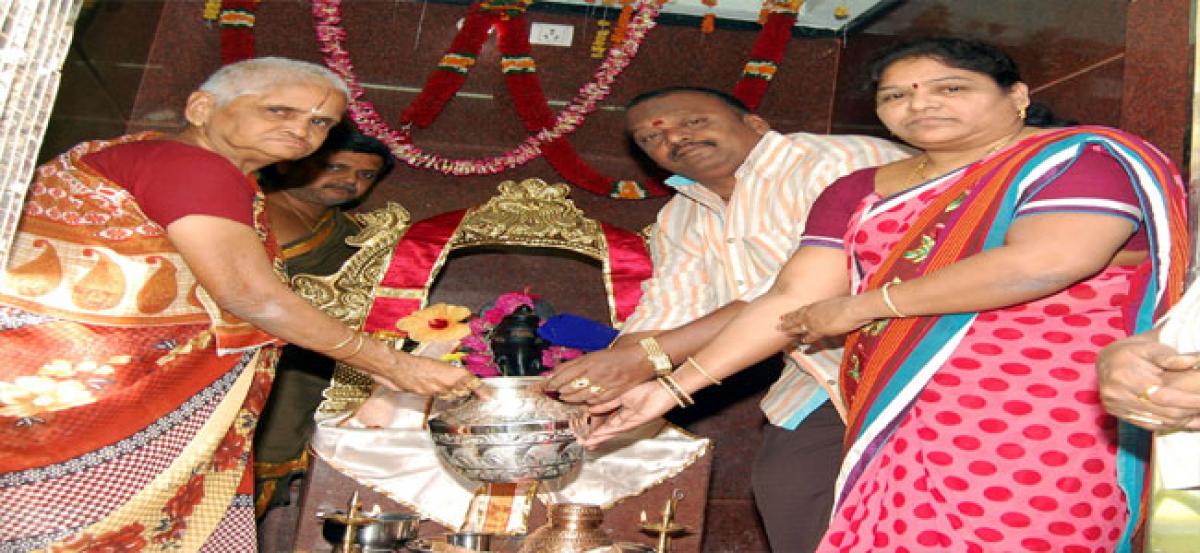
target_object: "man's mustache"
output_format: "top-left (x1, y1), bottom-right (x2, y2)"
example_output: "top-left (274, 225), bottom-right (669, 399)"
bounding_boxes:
top-left (669, 140), bottom-right (717, 161)
top-left (321, 182), bottom-right (358, 194)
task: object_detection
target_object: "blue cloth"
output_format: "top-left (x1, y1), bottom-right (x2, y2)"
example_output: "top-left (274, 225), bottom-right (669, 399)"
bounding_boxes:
top-left (537, 314), bottom-right (619, 352)
top-left (663, 174), bottom-right (698, 188)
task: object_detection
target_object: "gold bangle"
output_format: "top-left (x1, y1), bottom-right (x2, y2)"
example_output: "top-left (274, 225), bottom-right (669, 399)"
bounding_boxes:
top-left (339, 333), bottom-right (368, 361)
top-left (881, 282), bottom-right (908, 318)
top-left (639, 337), bottom-right (674, 377)
top-left (316, 331), bottom-right (357, 354)
top-left (655, 376), bottom-right (688, 409)
top-left (686, 357), bottom-right (721, 386)
top-left (659, 374), bottom-right (695, 407)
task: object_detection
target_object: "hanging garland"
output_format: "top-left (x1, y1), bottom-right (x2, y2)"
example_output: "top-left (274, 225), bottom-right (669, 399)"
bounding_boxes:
top-left (310, 0), bottom-right (799, 199)
top-left (731, 0), bottom-right (802, 111)
top-left (313, 0), bottom-right (669, 199)
top-left (215, 0), bottom-right (259, 65)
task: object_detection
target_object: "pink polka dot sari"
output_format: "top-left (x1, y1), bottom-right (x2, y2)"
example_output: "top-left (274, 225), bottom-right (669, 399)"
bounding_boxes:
top-left (820, 128), bottom-right (1189, 553)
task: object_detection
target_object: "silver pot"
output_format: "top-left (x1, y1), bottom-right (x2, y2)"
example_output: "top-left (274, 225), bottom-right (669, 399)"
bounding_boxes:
top-left (427, 376), bottom-right (585, 483)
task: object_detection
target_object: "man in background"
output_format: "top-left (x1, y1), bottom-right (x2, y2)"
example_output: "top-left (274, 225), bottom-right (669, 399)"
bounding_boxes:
top-left (254, 123), bottom-right (395, 516)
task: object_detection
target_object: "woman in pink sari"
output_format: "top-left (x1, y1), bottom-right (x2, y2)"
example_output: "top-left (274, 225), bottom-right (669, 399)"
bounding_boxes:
top-left (582, 38), bottom-right (1188, 552)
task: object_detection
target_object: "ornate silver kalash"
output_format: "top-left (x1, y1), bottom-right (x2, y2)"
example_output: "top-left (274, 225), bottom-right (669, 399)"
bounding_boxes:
top-left (427, 376), bottom-right (587, 483)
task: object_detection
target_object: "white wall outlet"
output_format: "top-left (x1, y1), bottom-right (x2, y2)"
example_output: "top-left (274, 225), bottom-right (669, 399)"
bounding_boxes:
top-left (529, 22), bottom-right (574, 47)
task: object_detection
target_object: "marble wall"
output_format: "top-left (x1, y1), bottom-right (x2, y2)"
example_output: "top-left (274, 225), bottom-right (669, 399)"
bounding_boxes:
top-left (35, 1), bottom-right (1195, 551)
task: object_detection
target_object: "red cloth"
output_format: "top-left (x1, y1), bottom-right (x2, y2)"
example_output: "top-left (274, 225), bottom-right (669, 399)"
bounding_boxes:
top-left (82, 139), bottom-right (255, 228)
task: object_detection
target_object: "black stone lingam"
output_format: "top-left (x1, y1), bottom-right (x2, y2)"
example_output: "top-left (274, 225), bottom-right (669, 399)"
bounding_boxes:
top-left (490, 305), bottom-right (549, 377)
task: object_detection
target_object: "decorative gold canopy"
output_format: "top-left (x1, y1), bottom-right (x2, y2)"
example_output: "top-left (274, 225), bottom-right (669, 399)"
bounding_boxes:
top-left (294, 178), bottom-right (637, 414)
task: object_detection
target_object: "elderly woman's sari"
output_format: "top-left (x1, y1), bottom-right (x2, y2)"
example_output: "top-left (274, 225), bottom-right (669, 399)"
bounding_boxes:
top-left (0, 135), bottom-right (282, 551)
top-left (820, 127), bottom-right (1188, 553)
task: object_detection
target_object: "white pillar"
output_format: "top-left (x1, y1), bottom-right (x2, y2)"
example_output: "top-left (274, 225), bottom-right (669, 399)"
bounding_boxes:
top-left (0, 0), bottom-right (83, 267)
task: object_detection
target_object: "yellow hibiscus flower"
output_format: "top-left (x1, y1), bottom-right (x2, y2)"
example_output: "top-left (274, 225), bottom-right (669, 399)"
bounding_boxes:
top-left (395, 303), bottom-right (472, 344)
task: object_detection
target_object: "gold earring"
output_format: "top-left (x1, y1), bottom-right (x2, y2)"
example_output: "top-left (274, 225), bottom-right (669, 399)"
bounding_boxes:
top-left (1018, 106), bottom-right (1027, 121)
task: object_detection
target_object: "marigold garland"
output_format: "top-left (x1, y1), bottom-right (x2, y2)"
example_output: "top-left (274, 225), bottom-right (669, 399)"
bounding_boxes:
top-left (203, 0), bottom-right (221, 22)
top-left (590, 20), bottom-right (612, 59)
top-left (611, 0), bottom-right (634, 47)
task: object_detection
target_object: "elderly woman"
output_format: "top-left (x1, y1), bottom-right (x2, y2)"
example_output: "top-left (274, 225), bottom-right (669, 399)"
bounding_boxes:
top-left (583, 38), bottom-right (1188, 552)
top-left (0, 58), bottom-right (475, 550)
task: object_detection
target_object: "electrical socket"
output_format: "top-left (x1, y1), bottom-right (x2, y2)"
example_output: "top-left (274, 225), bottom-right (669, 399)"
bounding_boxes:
top-left (529, 22), bottom-right (574, 47)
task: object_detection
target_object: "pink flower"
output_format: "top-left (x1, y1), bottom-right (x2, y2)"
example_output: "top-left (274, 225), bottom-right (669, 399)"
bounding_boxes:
top-left (482, 308), bottom-right (507, 325)
top-left (471, 365), bottom-right (502, 378)
top-left (468, 318), bottom-right (490, 335)
top-left (460, 334), bottom-right (489, 352)
top-left (463, 353), bottom-right (501, 377)
top-left (463, 352), bottom-right (492, 366)
top-left (484, 292), bottom-right (536, 324)
top-left (493, 292), bottom-right (536, 315)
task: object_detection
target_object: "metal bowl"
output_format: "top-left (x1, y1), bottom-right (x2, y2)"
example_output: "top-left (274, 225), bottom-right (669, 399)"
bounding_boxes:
top-left (428, 376), bottom-right (585, 483)
top-left (317, 510), bottom-right (420, 548)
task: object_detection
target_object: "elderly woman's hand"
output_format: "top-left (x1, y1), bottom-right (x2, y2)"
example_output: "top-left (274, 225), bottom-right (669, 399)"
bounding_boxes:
top-left (1097, 334), bottom-right (1200, 430)
top-left (780, 295), bottom-right (875, 344)
top-left (545, 346), bottom-right (653, 405)
top-left (375, 351), bottom-right (480, 398)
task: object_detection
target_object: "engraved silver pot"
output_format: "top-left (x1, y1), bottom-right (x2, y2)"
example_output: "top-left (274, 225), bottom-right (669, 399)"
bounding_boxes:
top-left (427, 376), bottom-right (585, 483)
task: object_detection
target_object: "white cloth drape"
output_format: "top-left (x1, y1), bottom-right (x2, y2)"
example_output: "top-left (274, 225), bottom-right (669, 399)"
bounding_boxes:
top-left (311, 391), bottom-right (710, 529)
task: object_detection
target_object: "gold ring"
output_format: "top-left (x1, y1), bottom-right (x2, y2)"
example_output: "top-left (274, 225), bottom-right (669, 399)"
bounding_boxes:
top-left (1125, 411), bottom-right (1164, 426)
top-left (464, 377), bottom-right (482, 390)
top-left (588, 385), bottom-right (605, 395)
top-left (1137, 384), bottom-right (1162, 402)
top-left (570, 377), bottom-right (591, 389)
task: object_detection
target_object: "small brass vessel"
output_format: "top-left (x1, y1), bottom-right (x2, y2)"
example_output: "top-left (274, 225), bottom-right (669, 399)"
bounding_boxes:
top-left (518, 503), bottom-right (613, 553)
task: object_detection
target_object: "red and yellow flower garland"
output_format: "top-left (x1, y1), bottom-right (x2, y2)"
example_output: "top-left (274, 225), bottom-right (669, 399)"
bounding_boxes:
top-left (211, 0), bottom-right (802, 198)
top-left (732, 0), bottom-right (803, 111)
top-left (313, 0), bottom-right (670, 199)
top-left (208, 0), bottom-right (259, 65)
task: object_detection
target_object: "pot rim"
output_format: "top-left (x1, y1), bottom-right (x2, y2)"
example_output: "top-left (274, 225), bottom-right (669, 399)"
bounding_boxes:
top-left (427, 419), bottom-right (576, 434)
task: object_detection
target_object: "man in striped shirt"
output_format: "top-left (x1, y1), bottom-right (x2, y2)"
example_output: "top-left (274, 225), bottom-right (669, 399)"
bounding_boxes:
top-left (547, 86), bottom-right (909, 551)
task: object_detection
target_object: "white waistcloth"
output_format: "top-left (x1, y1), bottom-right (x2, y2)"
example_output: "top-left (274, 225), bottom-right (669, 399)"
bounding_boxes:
top-left (310, 391), bottom-right (710, 529)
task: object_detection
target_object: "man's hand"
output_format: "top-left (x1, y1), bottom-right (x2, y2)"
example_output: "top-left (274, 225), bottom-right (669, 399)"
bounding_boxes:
top-left (1098, 334), bottom-right (1200, 431)
top-left (546, 346), bottom-right (654, 404)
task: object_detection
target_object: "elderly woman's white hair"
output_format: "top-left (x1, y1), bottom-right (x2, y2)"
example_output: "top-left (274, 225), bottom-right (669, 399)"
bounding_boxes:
top-left (198, 57), bottom-right (351, 105)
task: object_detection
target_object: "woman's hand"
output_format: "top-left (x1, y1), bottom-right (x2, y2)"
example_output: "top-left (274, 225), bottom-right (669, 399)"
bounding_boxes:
top-left (546, 346), bottom-right (654, 405)
top-left (1098, 334), bottom-right (1200, 430)
top-left (579, 380), bottom-right (677, 448)
top-left (780, 295), bottom-right (876, 344)
top-left (375, 351), bottom-right (480, 398)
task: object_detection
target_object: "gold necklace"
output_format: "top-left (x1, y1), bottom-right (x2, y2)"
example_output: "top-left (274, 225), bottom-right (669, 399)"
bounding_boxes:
top-left (911, 127), bottom-right (1025, 186)
top-left (909, 155), bottom-right (931, 185)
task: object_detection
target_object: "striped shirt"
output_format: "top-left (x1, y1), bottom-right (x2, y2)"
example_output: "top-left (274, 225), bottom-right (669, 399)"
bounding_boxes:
top-left (621, 130), bottom-right (911, 428)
